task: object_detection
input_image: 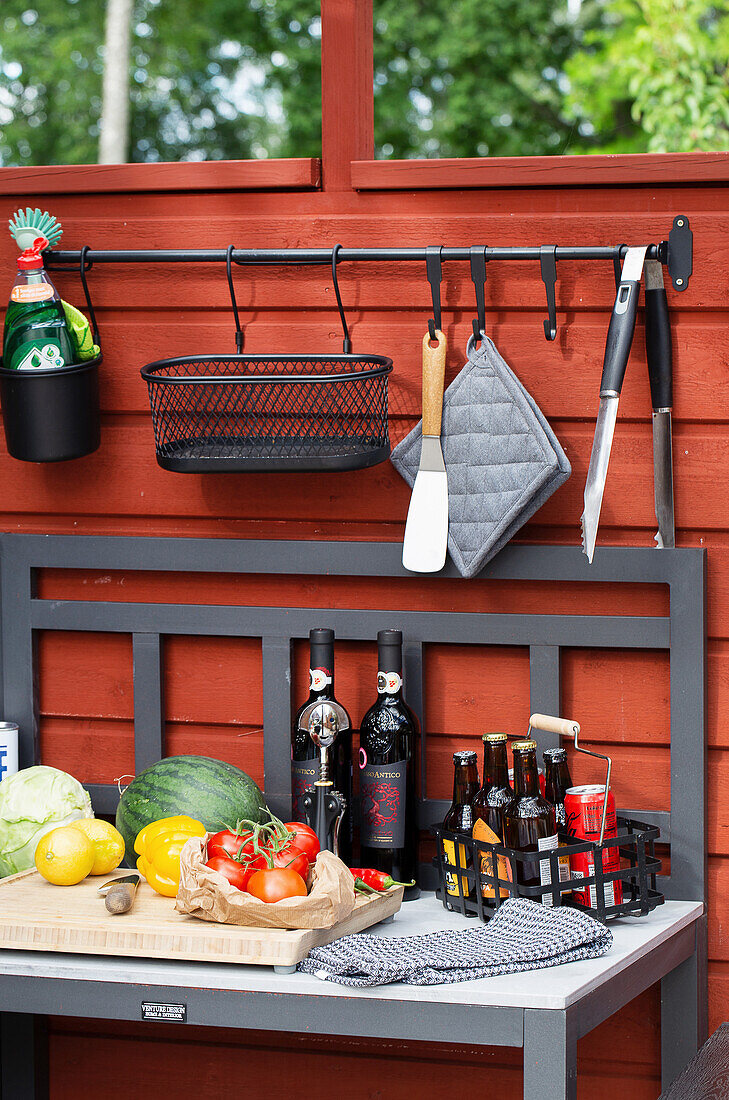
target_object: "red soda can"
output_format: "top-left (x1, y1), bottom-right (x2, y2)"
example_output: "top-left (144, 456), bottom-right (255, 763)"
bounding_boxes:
top-left (564, 784), bottom-right (623, 908)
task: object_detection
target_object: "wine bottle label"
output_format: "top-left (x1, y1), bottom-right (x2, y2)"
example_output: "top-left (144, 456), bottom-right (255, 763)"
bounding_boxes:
top-left (359, 760), bottom-right (407, 847)
top-left (377, 671), bottom-right (402, 694)
top-left (309, 668), bottom-right (332, 692)
top-left (290, 760), bottom-right (319, 822)
top-left (537, 833), bottom-right (559, 907)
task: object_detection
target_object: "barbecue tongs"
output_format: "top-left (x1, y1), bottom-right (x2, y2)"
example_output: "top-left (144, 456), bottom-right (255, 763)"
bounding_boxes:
top-left (581, 246), bottom-right (648, 563)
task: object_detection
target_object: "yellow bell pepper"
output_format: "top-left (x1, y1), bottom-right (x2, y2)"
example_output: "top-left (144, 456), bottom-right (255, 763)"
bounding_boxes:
top-left (134, 815), bottom-right (206, 897)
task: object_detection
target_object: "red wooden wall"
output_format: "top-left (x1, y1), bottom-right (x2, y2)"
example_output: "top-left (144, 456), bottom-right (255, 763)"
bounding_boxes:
top-left (2, 4), bottom-right (729, 1096)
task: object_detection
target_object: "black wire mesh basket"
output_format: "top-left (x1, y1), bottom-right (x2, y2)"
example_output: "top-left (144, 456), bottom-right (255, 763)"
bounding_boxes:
top-left (432, 816), bottom-right (664, 923)
top-left (141, 246), bottom-right (392, 473)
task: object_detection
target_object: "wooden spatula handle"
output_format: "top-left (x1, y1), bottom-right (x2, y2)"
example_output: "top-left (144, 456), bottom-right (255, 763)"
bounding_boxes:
top-left (421, 330), bottom-right (447, 437)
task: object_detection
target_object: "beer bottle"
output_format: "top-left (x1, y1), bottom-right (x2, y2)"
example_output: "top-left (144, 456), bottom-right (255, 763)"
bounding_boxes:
top-left (503, 740), bottom-right (558, 905)
top-left (442, 750), bottom-right (479, 899)
top-left (473, 733), bottom-right (515, 840)
top-left (543, 747), bottom-right (573, 889)
top-left (543, 747), bottom-right (573, 830)
top-left (472, 733), bottom-right (514, 900)
top-left (359, 630), bottom-right (420, 900)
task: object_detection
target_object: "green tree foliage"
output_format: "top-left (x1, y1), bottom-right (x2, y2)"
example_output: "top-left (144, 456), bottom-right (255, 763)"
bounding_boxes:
top-left (372, 0), bottom-right (581, 158)
top-left (565, 0), bottom-right (729, 152)
top-left (0, 0), bottom-right (323, 165)
top-left (1, 0), bottom-right (729, 166)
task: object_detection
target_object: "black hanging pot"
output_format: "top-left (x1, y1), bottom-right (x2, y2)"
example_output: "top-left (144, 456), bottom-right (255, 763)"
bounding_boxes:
top-left (0, 247), bottom-right (101, 463)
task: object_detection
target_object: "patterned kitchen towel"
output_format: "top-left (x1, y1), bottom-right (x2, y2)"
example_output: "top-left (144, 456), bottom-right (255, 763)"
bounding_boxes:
top-left (298, 897), bottom-right (612, 987)
top-left (391, 337), bottom-right (571, 578)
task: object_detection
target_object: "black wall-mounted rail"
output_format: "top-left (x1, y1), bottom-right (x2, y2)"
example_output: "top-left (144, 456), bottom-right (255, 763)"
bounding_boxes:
top-left (47, 244), bottom-right (666, 266)
top-left (44, 217), bottom-right (693, 294)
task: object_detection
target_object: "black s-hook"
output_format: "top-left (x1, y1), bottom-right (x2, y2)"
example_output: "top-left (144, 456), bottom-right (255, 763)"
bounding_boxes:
top-left (470, 245), bottom-right (487, 345)
top-left (226, 245), bottom-right (244, 353)
top-left (426, 245), bottom-right (443, 341)
top-left (331, 243), bottom-right (351, 354)
top-left (540, 245), bottom-right (558, 342)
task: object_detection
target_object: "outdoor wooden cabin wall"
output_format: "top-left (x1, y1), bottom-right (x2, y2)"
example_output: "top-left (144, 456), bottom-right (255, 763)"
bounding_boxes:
top-left (0, 160), bottom-right (727, 1098)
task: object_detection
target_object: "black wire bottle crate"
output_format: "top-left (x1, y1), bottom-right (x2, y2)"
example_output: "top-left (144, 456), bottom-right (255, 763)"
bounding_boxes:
top-left (431, 816), bottom-right (664, 923)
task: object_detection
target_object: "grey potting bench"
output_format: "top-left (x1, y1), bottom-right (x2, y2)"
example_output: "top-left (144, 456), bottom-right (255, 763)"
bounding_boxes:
top-left (0, 535), bottom-right (707, 1099)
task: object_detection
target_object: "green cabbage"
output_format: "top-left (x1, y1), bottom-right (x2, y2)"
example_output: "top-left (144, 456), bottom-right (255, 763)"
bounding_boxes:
top-left (0, 766), bottom-right (93, 877)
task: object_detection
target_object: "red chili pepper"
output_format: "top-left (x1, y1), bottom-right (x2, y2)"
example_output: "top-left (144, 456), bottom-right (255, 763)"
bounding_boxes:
top-left (349, 868), bottom-right (415, 891)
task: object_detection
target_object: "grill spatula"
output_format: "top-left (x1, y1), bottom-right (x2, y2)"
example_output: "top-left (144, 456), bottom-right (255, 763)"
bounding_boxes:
top-left (402, 330), bottom-right (448, 573)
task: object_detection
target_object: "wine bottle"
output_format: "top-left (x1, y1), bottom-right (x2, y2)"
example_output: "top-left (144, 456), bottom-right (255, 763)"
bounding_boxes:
top-left (358, 630), bottom-right (420, 900)
top-left (291, 628), bottom-right (352, 862)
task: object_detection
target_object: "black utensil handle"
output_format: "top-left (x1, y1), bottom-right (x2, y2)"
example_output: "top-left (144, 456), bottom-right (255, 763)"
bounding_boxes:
top-left (599, 279), bottom-right (641, 396)
top-left (645, 286), bottom-right (672, 410)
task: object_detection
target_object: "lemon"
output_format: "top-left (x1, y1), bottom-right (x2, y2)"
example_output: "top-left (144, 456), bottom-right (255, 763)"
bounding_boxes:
top-left (35, 826), bottom-right (95, 886)
top-left (70, 819), bottom-right (125, 876)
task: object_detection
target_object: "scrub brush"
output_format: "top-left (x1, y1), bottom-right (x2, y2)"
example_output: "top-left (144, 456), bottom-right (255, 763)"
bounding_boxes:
top-left (9, 208), bottom-right (63, 251)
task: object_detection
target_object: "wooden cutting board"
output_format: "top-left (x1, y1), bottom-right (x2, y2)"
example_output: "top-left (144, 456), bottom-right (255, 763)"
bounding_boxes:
top-left (0, 868), bottom-right (404, 969)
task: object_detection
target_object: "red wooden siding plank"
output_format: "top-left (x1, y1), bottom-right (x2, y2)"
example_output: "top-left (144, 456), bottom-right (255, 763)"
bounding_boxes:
top-left (0, 159), bottom-right (321, 195)
top-left (52, 318), bottom-right (725, 423)
top-left (352, 151), bottom-right (729, 190)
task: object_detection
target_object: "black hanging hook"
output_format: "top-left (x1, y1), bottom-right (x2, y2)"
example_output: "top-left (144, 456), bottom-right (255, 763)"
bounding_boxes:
top-left (614, 244), bottom-right (627, 290)
top-left (226, 245), bottom-right (244, 353)
top-left (540, 245), bottom-right (558, 341)
top-left (78, 246), bottom-right (100, 348)
top-left (331, 243), bottom-right (351, 354)
top-left (469, 245), bottom-right (487, 344)
top-left (426, 245), bottom-right (442, 341)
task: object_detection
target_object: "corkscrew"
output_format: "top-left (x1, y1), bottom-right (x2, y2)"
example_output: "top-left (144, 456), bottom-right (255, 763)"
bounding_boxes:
top-left (298, 700), bottom-right (348, 855)
top-left (298, 699), bottom-right (349, 780)
top-left (528, 713), bottom-right (612, 845)
top-left (302, 781), bottom-right (346, 857)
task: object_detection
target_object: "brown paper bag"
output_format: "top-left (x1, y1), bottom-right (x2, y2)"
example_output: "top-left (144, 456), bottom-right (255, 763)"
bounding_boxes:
top-left (175, 835), bottom-right (356, 929)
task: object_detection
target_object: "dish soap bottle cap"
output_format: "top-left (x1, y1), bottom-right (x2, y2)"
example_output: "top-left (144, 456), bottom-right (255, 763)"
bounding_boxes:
top-left (16, 235), bottom-right (49, 271)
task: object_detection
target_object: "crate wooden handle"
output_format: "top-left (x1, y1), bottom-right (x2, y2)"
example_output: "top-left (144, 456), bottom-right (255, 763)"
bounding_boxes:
top-left (529, 713), bottom-right (580, 738)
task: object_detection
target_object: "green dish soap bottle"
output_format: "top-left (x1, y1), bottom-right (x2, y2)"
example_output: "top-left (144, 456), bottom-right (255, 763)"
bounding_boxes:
top-left (3, 208), bottom-right (74, 372)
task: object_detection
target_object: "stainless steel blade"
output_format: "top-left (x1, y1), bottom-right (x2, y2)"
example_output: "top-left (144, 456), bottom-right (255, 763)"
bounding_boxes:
top-left (652, 410), bottom-right (675, 548)
top-left (580, 397), bottom-right (618, 563)
top-left (402, 435), bottom-right (448, 573)
top-left (98, 872), bottom-right (142, 895)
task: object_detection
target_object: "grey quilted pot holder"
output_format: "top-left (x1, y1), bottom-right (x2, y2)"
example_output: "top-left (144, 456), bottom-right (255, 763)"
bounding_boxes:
top-left (391, 336), bottom-right (571, 577)
top-left (298, 897), bottom-right (612, 987)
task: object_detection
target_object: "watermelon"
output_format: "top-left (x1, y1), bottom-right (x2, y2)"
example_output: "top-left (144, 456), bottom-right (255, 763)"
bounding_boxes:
top-left (116, 755), bottom-right (266, 865)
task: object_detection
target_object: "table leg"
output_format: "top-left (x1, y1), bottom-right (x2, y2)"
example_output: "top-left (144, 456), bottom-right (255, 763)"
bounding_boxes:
top-left (523, 1009), bottom-right (577, 1100)
top-left (660, 915), bottom-right (708, 1090)
top-left (0, 1013), bottom-right (48, 1100)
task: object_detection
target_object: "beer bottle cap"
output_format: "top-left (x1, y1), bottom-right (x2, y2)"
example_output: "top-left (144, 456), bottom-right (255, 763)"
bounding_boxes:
top-left (543, 747), bottom-right (568, 761)
top-left (483, 732), bottom-right (508, 743)
top-left (453, 750), bottom-right (478, 765)
top-left (511, 739), bottom-right (537, 752)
